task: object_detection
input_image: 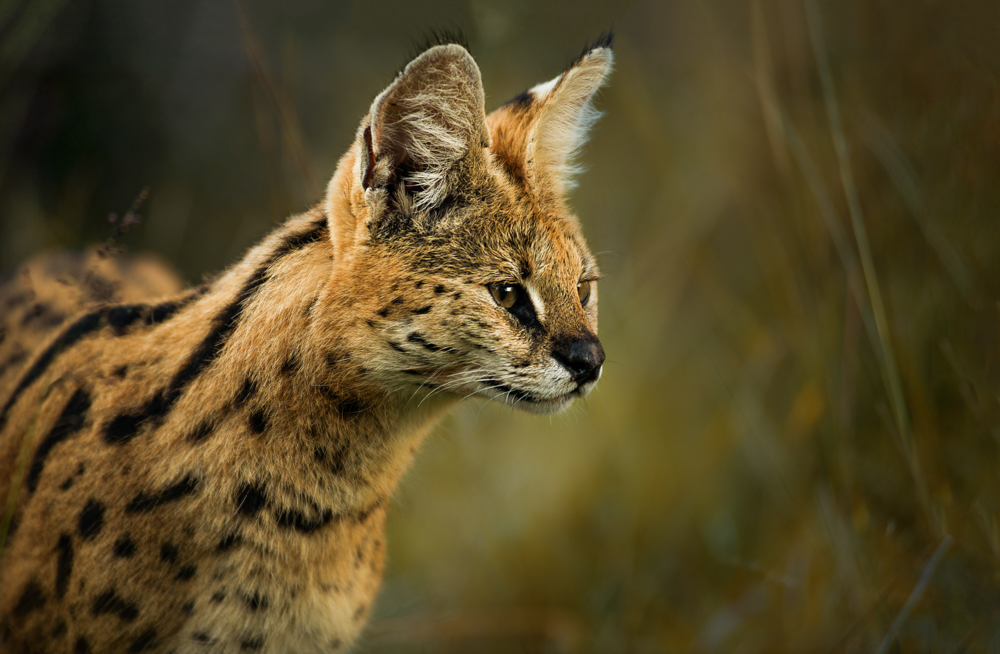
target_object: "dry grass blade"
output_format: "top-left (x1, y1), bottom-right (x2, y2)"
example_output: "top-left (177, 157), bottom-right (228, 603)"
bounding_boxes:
top-left (860, 115), bottom-right (979, 307)
top-left (874, 534), bottom-right (952, 654)
top-left (803, 0), bottom-right (936, 536)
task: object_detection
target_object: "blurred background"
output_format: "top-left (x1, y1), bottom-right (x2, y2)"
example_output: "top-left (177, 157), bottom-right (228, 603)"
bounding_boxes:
top-left (2, 0), bottom-right (999, 651)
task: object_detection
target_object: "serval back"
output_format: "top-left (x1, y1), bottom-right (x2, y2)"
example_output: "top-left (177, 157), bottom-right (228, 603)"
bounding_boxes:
top-left (0, 36), bottom-right (612, 653)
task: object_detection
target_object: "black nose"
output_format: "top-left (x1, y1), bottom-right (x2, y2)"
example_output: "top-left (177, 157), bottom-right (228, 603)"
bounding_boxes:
top-left (552, 336), bottom-right (605, 385)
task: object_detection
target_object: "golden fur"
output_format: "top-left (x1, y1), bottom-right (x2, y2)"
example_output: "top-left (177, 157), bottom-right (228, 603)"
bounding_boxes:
top-left (0, 38), bottom-right (612, 653)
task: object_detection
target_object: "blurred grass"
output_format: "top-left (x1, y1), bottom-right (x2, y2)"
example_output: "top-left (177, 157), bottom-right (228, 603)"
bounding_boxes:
top-left (2, 0), bottom-right (1000, 652)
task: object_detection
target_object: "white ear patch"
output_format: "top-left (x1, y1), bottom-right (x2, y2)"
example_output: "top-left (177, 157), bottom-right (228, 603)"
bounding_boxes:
top-left (529, 75), bottom-right (562, 99)
top-left (528, 48), bottom-right (614, 194)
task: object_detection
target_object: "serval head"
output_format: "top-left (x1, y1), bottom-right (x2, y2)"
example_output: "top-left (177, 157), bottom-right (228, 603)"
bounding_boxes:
top-left (323, 36), bottom-right (613, 414)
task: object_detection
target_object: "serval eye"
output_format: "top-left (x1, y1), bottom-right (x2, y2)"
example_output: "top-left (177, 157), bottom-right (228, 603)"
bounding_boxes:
top-left (577, 281), bottom-right (592, 306)
top-left (489, 283), bottom-right (519, 310)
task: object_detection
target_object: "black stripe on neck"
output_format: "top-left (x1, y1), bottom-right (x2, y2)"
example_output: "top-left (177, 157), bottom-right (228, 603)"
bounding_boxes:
top-left (102, 219), bottom-right (329, 445)
top-left (0, 290), bottom-right (200, 434)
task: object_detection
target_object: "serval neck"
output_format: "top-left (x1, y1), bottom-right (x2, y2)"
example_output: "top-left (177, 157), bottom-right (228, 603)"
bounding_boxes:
top-left (109, 209), bottom-right (453, 512)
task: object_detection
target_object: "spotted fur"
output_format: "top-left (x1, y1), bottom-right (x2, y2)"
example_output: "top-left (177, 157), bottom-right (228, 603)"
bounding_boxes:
top-left (0, 38), bottom-right (612, 653)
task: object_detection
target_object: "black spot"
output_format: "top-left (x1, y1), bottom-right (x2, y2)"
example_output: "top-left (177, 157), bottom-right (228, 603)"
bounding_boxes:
top-left (92, 588), bottom-right (139, 622)
top-left (108, 305), bottom-right (144, 334)
top-left (13, 580), bottom-right (46, 617)
top-left (336, 396), bottom-right (366, 418)
top-left (113, 535), bottom-right (137, 558)
top-left (175, 565), bottom-right (197, 582)
top-left (329, 638), bottom-right (342, 651)
top-left (59, 462), bottom-right (86, 491)
top-left (56, 534), bottom-right (74, 598)
top-left (26, 388), bottom-right (92, 493)
top-left (128, 627), bottom-right (157, 653)
top-left (391, 296), bottom-right (403, 305)
top-left (77, 500), bottom-right (105, 541)
top-left (275, 507), bottom-right (336, 534)
top-left (75, 637), bottom-right (92, 654)
top-left (376, 308), bottom-right (389, 318)
top-left (434, 284), bottom-right (446, 294)
top-left (113, 365), bottom-right (129, 378)
top-left (355, 498), bottom-right (387, 523)
top-left (52, 619), bottom-right (68, 637)
top-left (104, 412), bottom-right (144, 445)
top-left (452, 291), bottom-right (462, 300)
top-left (412, 305), bottom-right (432, 315)
top-left (160, 543), bottom-right (179, 564)
top-left (235, 482), bottom-right (268, 517)
top-left (211, 591), bottom-right (226, 603)
top-left (125, 473), bottom-right (200, 513)
top-left (4, 290), bottom-right (30, 309)
top-left (19, 302), bottom-right (45, 325)
top-left (218, 532), bottom-right (242, 552)
top-left (313, 446), bottom-right (326, 462)
top-left (244, 592), bottom-right (268, 612)
top-left (193, 632), bottom-right (214, 644)
top-left (353, 605), bottom-right (367, 621)
top-left (240, 637), bottom-right (265, 651)
top-left (233, 378), bottom-right (257, 407)
top-left (387, 341), bottom-right (405, 353)
top-left (187, 420), bottom-right (214, 444)
top-left (326, 351), bottom-right (350, 368)
top-left (407, 332), bottom-right (442, 352)
top-left (247, 408), bottom-right (269, 434)
top-left (279, 354), bottom-right (298, 375)
top-left (147, 300), bottom-right (184, 325)
top-left (328, 442), bottom-right (348, 475)
top-left (182, 601), bottom-right (196, 615)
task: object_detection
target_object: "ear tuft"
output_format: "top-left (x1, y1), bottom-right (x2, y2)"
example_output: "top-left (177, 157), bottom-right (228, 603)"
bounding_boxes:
top-left (574, 30), bottom-right (614, 65)
top-left (527, 39), bottom-right (614, 194)
top-left (411, 29), bottom-right (471, 60)
top-left (364, 44), bottom-right (488, 212)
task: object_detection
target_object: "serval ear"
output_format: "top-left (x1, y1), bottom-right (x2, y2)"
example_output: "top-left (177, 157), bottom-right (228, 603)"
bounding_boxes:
top-left (527, 36), bottom-right (614, 194)
top-left (359, 44), bottom-right (490, 214)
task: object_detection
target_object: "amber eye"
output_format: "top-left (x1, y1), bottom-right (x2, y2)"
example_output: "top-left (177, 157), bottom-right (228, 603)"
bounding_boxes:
top-left (577, 281), bottom-right (592, 306)
top-left (489, 283), bottom-right (519, 309)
